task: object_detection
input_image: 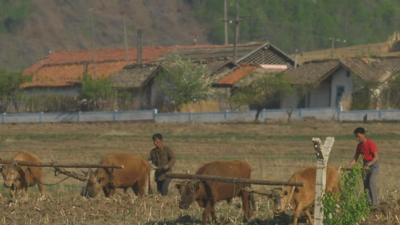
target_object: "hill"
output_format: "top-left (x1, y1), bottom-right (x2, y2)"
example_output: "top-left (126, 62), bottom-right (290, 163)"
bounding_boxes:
top-left (1, 0), bottom-right (400, 71)
top-left (0, 0), bottom-right (207, 70)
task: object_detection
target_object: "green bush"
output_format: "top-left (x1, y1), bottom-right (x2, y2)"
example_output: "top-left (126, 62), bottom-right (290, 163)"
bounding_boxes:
top-left (156, 54), bottom-right (210, 111)
top-left (323, 165), bottom-right (370, 225)
top-left (80, 73), bottom-right (114, 110)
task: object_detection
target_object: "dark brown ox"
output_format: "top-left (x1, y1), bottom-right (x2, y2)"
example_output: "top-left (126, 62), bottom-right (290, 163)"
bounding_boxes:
top-left (82, 153), bottom-right (151, 198)
top-left (273, 166), bottom-right (340, 225)
top-left (175, 160), bottom-right (255, 225)
top-left (0, 152), bottom-right (45, 198)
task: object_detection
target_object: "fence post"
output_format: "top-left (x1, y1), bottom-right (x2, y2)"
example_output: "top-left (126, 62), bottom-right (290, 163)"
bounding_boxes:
top-left (153, 108), bottom-right (158, 121)
top-left (188, 111), bottom-right (192, 122)
top-left (298, 108), bottom-right (303, 119)
top-left (312, 137), bottom-right (335, 225)
top-left (1, 112), bottom-right (6, 124)
top-left (336, 107), bottom-right (341, 121)
top-left (77, 111), bottom-right (81, 122)
top-left (224, 110), bottom-right (229, 121)
top-left (378, 110), bottom-right (382, 121)
top-left (112, 109), bottom-right (118, 122)
top-left (261, 109), bottom-right (266, 121)
top-left (39, 112), bottom-right (44, 123)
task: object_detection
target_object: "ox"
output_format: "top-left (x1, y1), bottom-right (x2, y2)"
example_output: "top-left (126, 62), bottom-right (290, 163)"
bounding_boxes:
top-left (82, 153), bottom-right (151, 198)
top-left (175, 160), bottom-right (255, 225)
top-left (271, 166), bottom-right (340, 225)
top-left (0, 152), bottom-right (45, 199)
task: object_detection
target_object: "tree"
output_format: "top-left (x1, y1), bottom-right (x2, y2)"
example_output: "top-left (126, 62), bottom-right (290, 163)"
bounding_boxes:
top-left (80, 73), bottom-right (113, 110)
top-left (381, 73), bottom-right (400, 108)
top-left (0, 70), bottom-right (26, 112)
top-left (156, 54), bottom-right (210, 111)
top-left (0, 0), bottom-right (32, 33)
top-left (230, 73), bottom-right (293, 121)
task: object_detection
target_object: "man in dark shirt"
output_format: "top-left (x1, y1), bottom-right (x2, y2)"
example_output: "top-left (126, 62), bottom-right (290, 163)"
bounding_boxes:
top-left (148, 133), bottom-right (175, 196)
top-left (350, 127), bottom-right (379, 207)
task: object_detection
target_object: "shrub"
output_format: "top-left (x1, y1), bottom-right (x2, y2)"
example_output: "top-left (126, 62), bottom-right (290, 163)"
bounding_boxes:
top-left (323, 165), bottom-right (370, 225)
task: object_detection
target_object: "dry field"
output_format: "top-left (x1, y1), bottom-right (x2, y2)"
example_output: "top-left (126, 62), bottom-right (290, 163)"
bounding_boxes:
top-left (0, 121), bottom-right (399, 225)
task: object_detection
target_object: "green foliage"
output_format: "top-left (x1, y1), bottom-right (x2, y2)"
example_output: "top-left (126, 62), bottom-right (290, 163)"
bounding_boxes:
top-left (230, 73), bottom-right (293, 111)
top-left (0, 0), bottom-right (31, 33)
top-left (323, 165), bottom-right (370, 225)
top-left (350, 75), bottom-right (380, 110)
top-left (80, 74), bottom-right (114, 109)
top-left (156, 54), bottom-right (210, 111)
top-left (192, 0), bottom-right (400, 51)
top-left (381, 73), bottom-right (400, 108)
top-left (0, 70), bottom-right (27, 111)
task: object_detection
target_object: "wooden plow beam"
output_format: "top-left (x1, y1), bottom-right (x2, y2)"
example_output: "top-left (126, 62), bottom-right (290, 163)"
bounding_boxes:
top-left (0, 160), bottom-right (124, 169)
top-left (54, 168), bottom-right (87, 182)
top-left (166, 173), bottom-right (303, 187)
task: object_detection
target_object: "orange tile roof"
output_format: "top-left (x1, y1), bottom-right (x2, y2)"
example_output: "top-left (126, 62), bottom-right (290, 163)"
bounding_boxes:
top-left (217, 65), bottom-right (258, 86)
top-left (22, 44), bottom-right (237, 88)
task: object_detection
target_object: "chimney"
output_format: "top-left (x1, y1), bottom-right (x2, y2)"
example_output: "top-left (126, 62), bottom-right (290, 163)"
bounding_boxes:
top-left (136, 29), bottom-right (143, 66)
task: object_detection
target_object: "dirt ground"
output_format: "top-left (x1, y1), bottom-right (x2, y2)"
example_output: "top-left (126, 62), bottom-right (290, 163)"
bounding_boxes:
top-left (0, 121), bottom-right (399, 225)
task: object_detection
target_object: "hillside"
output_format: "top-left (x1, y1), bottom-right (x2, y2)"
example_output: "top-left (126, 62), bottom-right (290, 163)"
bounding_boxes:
top-left (1, 0), bottom-right (400, 71)
top-left (0, 0), bottom-right (207, 70)
top-left (192, 0), bottom-right (400, 52)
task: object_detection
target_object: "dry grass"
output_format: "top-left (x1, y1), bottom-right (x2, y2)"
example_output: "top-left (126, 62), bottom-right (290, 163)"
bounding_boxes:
top-left (0, 121), bottom-right (399, 224)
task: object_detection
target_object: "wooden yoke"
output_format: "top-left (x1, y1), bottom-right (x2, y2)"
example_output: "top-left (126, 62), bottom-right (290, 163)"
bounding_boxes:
top-left (166, 173), bottom-right (303, 187)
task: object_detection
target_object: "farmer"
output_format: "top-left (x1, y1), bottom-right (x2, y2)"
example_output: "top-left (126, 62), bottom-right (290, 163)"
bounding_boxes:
top-left (148, 133), bottom-right (176, 196)
top-left (349, 127), bottom-right (379, 208)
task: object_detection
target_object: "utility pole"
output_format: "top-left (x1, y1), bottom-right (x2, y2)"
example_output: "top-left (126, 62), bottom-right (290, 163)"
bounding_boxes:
top-left (136, 29), bottom-right (143, 66)
top-left (89, 8), bottom-right (97, 77)
top-left (233, 0), bottom-right (240, 61)
top-left (329, 37), bottom-right (346, 58)
top-left (224, 0), bottom-right (228, 45)
top-left (123, 14), bottom-right (129, 62)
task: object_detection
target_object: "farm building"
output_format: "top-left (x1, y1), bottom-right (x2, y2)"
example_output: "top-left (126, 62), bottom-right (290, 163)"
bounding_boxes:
top-left (282, 57), bottom-right (400, 110)
top-left (109, 43), bottom-right (262, 111)
top-left (21, 43), bottom-right (261, 111)
top-left (213, 53), bottom-right (400, 111)
top-left (211, 42), bottom-right (296, 110)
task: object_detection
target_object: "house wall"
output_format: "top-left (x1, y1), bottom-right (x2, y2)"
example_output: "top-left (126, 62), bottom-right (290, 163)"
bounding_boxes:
top-left (309, 78), bottom-right (331, 108)
top-left (281, 67), bottom-right (354, 110)
top-left (330, 68), bottom-right (353, 110)
top-left (22, 86), bottom-right (81, 96)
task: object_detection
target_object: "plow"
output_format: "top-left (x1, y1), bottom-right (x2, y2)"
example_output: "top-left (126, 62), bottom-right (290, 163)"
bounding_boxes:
top-left (0, 159), bottom-right (124, 184)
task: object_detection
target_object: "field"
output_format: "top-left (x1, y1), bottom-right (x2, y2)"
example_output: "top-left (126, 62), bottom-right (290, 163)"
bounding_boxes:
top-left (0, 121), bottom-right (399, 225)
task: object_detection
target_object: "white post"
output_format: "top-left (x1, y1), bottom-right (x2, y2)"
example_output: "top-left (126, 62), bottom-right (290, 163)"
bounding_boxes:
top-left (312, 137), bottom-right (335, 225)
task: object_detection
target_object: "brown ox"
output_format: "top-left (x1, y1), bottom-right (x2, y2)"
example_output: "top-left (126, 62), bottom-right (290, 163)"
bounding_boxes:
top-left (82, 153), bottom-right (151, 198)
top-left (175, 160), bottom-right (255, 225)
top-left (273, 166), bottom-right (340, 225)
top-left (0, 152), bottom-right (45, 198)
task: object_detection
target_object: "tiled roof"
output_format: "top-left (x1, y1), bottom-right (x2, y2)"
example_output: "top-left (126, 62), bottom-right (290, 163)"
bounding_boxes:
top-left (110, 65), bottom-right (160, 89)
top-left (236, 43), bottom-right (294, 66)
top-left (216, 65), bottom-right (258, 87)
top-left (342, 57), bottom-right (400, 82)
top-left (285, 61), bottom-right (341, 86)
top-left (284, 56), bottom-right (400, 86)
top-left (22, 44), bottom-right (258, 88)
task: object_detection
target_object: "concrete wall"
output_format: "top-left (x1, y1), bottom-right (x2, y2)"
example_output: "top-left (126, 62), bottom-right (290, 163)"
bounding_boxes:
top-left (3, 108), bottom-right (400, 124)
